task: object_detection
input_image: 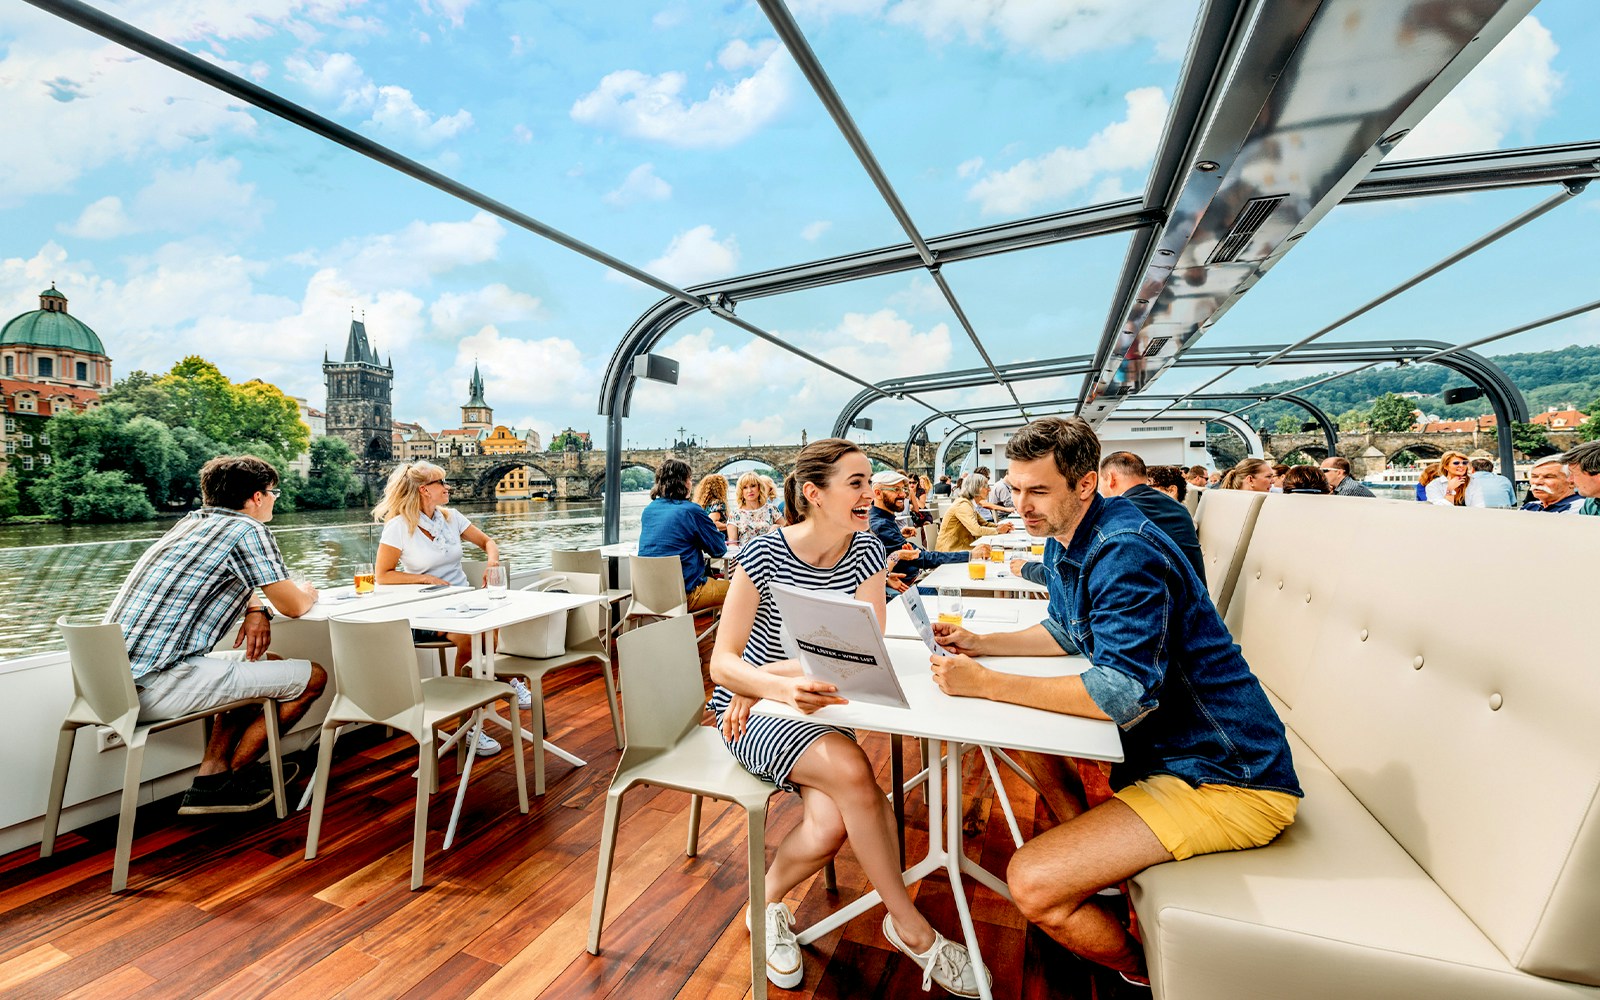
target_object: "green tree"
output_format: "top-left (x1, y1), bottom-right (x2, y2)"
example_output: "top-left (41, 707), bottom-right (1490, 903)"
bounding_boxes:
top-left (232, 378), bottom-right (311, 459)
top-left (44, 403), bottom-right (187, 507)
top-left (1582, 397), bottom-right (1600, 442)
top-left (0, 472), bottom-right (19, 520)
top-left (298, 437), bottom-right (362, 509)
top-left (1271, 414), bottom-right (1302, 434)
top-left (620, 467), bottom-right (655, 491)
top-left (120, 357), bottom-right (309, 462)
top-left (1336, 406), bottom-right (1371, 431)
top-left (1512, 421), bottom-right (1552, 455)
top-left (1369, 393), bottom-right (1416, 433)
top-left (30, 459), bottom-right (156, 522)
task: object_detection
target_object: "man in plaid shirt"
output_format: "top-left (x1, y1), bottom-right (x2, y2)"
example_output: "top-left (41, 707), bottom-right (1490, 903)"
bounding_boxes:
top-left (107, 456), bottom-right (326, 815)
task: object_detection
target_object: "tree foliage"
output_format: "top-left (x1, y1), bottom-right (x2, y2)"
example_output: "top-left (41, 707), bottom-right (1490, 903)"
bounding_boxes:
top-left (37, 403), bottom-right (188, 515)
top-left (1511, 421), bottom-right (1553, 456)
top-left (30, 460), bottom-right (156, 522)
top-left (1272, 414), bottom-right (1303, 434)
top-left (298, 437), bottom-right (364, 509)
top-left (0, 472), bottom-right (19, 521)
top-left (620, 466), bottom-right (654, 491)
top-left (1369, 393), bottom-right (1417, 433)
top-left (109, 357), bottom-right (308, 464)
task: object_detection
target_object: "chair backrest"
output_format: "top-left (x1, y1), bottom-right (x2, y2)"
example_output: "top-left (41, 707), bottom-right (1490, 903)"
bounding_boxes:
top-left (327, 618), bottom-right (425, 728)
top-left (498, 571), bottom-right (603, 656)
top-left (57, 618), bottom-right (139, 734)
top-left (552, 548), bottom-right (604, 578)
top-left (627, 555), bottom-right (688, 618)
top-left (919, 523), bottom-right (937, 549)
top-left (1192, 489), bottom-right (1266, 616)
top-left (616, 616), bottom-right (708, 751)
top-left (1183, 487), bottom-right (1202, 519)
top-left (462, 559), bottom-right (510, 589)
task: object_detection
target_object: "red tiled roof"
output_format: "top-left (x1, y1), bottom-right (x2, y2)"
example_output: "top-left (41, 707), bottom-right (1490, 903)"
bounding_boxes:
top-left (1532, 409), bottom-right (1589, 427)
top-left (1, 378), bottom-right (99, 414)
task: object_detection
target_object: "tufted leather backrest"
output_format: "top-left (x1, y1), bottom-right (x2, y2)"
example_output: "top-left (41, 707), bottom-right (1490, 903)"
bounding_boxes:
top-left (1193, 489), bottom-right (1267, 617)
top-left (1235, 498), bottom-right (1600, 984)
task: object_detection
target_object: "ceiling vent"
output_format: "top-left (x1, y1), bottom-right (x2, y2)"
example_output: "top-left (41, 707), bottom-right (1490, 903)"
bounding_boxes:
top-left (1205, 194), bottom-right (1286, 265)
top-left (1141, 336), bottom-right (1171, 358)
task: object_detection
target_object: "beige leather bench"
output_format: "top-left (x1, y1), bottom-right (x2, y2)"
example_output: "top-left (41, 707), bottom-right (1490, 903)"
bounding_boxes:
top-left (1130, 494), bottom-right (1600, 999)
top-left (1190, 489), bottom-right (1265, 617)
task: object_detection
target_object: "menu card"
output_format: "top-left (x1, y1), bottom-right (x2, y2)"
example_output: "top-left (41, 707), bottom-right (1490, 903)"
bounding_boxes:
top-left (770, 583), bottom-right (910, 709)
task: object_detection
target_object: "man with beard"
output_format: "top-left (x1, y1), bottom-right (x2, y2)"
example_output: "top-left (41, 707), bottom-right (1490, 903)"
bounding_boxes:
top-left (866, 470), bottom-right (986, 592)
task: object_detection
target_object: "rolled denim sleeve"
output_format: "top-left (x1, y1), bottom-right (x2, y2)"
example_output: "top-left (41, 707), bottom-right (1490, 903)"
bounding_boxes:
top-left (1078, 532), bottom-right (1178, 727)
top-left (1039, 615), bottom-right (1080, 656)
top-left (1019, 560), bottom-right (1047, 586)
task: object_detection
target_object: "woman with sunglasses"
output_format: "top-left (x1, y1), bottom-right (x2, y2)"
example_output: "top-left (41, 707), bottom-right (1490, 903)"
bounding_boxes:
top-left (373, 461), bottom-right (511, 753)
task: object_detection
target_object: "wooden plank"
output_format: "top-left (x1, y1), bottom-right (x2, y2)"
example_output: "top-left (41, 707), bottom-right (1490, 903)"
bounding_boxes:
top-left (0, 943), bottom-right (72, 992)
top-left (395, 952), bottom-right (500, 999)
top-left (536, 868), bottom-right (702, 1000)
top-left (58, 964), bottom-right (159, 999)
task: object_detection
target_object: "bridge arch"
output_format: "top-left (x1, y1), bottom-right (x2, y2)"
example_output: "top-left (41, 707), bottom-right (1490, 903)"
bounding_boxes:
top-left (1386, 441), bottom-right (1446, 464)
top-left (705, 454), bottom-right (782, 474)
top-left (464, 458), bottom-right (558, 501)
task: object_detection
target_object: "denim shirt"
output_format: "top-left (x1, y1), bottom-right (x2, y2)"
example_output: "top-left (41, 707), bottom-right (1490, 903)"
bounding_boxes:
top-left (639, 498), bottom-right (727, 593)
top-left (1046, 494), bottom-right (1300, 795)
top-left (868, 504), bottom-right (967, 575)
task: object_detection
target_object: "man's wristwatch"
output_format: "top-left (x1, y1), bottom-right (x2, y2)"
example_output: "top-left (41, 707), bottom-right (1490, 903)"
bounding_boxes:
top-left (245, 606), bottom-right (274, 621)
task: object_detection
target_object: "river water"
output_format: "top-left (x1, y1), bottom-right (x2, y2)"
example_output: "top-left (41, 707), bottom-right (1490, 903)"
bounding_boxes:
top-left (0, 494), bottom-right (650, 660)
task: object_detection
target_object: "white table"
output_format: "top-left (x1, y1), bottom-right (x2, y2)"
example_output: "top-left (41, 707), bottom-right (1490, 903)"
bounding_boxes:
top-left (751, 639), bottom-right (1118, 1000)
top-left (884, 595), bottom-right (1051, 640)
top-left (921, 560), bottom-right (1049, 596)
top-left (287, 583), bottom-right (466, 621)
top-left (979, 530), bottom-right (1048, 551)
top-left (333, 588), bottom-right (604, 844)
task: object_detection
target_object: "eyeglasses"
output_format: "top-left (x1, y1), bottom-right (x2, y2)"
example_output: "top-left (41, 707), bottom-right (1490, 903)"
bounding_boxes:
top-left (424, 479), bottom-right (451, 489)
top-left (265, 488), bottom-right (283, 497)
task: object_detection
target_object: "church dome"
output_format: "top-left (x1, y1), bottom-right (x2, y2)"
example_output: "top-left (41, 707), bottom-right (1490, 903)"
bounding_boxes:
top-left (1, 286), bottom-right (107, 356)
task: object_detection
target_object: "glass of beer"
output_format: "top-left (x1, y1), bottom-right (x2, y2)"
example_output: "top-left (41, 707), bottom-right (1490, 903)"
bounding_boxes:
top-left (937, 586), bottom-right (964, 625)
top-left (354, 562), bottom-right (375, 595)
top-left (1030, 543), bottom-right (1045, 557)
top-left (991, 546), bottom-right (1004, 562)
top-left (966, 560), bottom-right (987, 580)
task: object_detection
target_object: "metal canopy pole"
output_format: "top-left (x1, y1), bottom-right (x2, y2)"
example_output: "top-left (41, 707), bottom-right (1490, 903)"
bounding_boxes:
top-left (1140, 366), bottom-right (1244, 423)
top-left (756, 0), bottom-right (1024, 415)
top-left (1256, 182), bottom-right (1586, 366)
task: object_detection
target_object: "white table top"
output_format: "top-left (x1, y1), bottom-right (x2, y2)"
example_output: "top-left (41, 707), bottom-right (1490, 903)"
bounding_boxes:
top-left (980, 531), bottom-right (1050, 550)
top-left (276, 583), bottom-right (463, 622)
top-left (884, 595), bottom-right (1051, 640)
top-left (752, 638), bottom-right (1120, 761)
top-left (921, 561), bottom-right (1049, 595)
top-left (331, 587), bottom-right (602, 635)
top-left (601, 541), bottom-right (740, 563)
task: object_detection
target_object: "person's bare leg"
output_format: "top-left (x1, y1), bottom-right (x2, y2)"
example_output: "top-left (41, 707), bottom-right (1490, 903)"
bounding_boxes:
top-left (1015, 751), bottom-right (1088, 826)
top-left (198, 710), bottom-right (248, 776)
top-left (225, 662), bottom-right (328, 772)
top-left (450, 632), bottom-right (474, 673)
top-left (1006, 798), bottom-right (1173, 974)
top-left (786, 734), bottom-right (938, 952)
top-left (764, 785), bottom-right (847, 903)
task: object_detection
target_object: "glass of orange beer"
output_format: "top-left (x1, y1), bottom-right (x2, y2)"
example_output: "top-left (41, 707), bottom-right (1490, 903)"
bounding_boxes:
top-left (354, 562), bottom-right (375, 595)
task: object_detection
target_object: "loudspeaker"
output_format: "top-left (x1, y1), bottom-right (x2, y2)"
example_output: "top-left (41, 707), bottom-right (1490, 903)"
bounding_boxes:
top-left (1442, 386), bottom-right (1484, 405)
top-left (633, 354), bottom-right (679, 384)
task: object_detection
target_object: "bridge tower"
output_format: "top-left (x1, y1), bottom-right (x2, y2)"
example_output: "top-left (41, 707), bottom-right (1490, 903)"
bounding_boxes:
top-left (322, 316), bottom-right (393, 462)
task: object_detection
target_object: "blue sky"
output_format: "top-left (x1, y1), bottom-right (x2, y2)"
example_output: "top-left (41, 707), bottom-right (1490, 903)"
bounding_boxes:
top-left (3, 0), bottom-right (1598, 450)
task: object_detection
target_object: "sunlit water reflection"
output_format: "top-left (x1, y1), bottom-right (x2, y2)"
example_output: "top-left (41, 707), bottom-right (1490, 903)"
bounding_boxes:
top-left (0, 494), bottom-right (649, 660)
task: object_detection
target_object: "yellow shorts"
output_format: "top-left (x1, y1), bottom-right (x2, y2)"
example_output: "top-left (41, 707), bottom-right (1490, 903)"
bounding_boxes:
top-left (1114, 774), bottom-right (1299, 862)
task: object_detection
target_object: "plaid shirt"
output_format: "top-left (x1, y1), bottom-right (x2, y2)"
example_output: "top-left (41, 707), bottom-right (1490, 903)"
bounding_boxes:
top-left (106, 507), bottom-right (291, 680)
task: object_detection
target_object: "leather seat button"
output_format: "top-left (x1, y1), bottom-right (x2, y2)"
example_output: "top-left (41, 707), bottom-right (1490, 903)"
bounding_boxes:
top-left (1412, 655), bottom-right (1424, 670)
top-left (1304, 594), bottom-right (1312, 604)
top-left (1276, 581), bottom-right (1284, 590)
top-left (1255, 571), bottom-right (1262, 580)
top-left (1359, 629), bottom-right (1368, 641)
top-left (1488, 693), bottom-right (1503, 711)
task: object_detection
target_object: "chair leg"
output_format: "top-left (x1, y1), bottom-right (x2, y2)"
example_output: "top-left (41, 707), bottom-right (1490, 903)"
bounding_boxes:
top-left (587, 788), bottom-right (627, 954)
top-left (412, 736), bottom-right (434, 891)
top-left (746, 804), bottom-right (768, 1000)
top-left (599, 658), bottom-right (624, 749)
top-left (686, 794), bottom-right (703, 857)
top-left (505, 696), bottom-right (528, 814)
top-left (529, 677), bottom-right (547, 797)
top-left (111, 737), bottom-right (147, 893)
top-left (40, 725), bottom-right (78, 858)
top-left (890, 733), bottom-right (907, 868)
top-left (823, 859), bottom-right (837, 892)
top-left (260, 699), bottom-right (286, 820)
top-left (304, 724), bottom-right (339, 860)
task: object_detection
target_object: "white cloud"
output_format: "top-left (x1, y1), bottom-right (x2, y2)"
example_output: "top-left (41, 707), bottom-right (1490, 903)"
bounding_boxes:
top-left (956, 156), bottom-right (985, 179)
top-left (1392, 16), bottom-right (1561, 160)
top-left (642, 225), bottom-right (740, 286)
top-left (512, 124), bottom-right (534, 144)
top-left (570, 41), bottom-right (792, 148)
top-left (285, 51), bottom-right (473, 146)
top-left (452, 326), bottom-right (592, 414)
top-left (653, 8), bottom-right (689, 30)
top-left (967, 86), bottom-right (1166, 215)
top-left (605, 163), bottom-right (673, 206)
top-left (298, 212), bottom-right (505, 288)
top-left (801, 220), bottom-right (832, 241)
top-left (794, 0), bottom-right (1196, 61)
top-left (430, 284), bottom-right (544, 335)
top-left (62, 197), bottom-right (134, 240)
top-left (420, 0), bottom-right (475, 28)
top-left (718, 39), bottom-right (778, 71)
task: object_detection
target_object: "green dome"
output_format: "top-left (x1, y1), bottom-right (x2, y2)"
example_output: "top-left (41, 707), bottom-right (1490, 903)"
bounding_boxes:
top-left (1, 289), bottom-right (106, 356)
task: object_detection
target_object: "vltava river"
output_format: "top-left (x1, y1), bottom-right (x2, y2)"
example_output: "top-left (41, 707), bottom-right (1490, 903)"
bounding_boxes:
top-left (0, 494), bottom-right (650, 660)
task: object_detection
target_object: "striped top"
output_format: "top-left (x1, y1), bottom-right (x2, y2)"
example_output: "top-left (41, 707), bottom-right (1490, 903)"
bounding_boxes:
top-left (106, 508), bottom-right (291, 679)
top-left (734, 529), bottom-right (887, 667)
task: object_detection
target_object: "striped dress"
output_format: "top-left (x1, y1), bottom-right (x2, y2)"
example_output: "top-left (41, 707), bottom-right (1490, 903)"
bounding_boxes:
top-left (709, 528), bottom-right (887, 792)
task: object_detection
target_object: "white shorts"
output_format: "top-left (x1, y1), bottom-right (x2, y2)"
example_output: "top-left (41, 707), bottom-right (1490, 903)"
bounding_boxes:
top-left (136, 650), bottom-right (313, 721)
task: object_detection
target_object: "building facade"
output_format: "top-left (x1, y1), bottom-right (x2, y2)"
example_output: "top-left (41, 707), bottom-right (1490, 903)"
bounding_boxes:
top-left (1, 286), bottom-right (112, 391)
top-left (322, 319), bottom-right (393, 462)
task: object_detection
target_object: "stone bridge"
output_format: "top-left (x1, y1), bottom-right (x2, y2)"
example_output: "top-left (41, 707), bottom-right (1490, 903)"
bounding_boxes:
top-left (1260, 428), bottom-right (1577, 476)
top-left (439, 441), bottom-right (937, 502)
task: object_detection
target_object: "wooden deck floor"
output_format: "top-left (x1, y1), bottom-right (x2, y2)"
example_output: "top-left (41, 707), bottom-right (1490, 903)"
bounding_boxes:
top-left (0, 668), bottom-right (1127, 999)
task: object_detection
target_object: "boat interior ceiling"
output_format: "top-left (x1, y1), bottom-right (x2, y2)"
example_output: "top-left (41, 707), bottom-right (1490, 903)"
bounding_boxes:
top-left (23, 0), bottom-right (1600, 540)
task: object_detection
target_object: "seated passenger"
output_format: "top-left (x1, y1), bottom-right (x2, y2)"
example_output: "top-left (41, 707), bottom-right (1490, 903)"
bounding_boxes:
top-left (1317, 456), bottom-right (1375, 497)
top-left (1520, 455), bottom-right (1582, 513)
top-left (1270, 463), bottom-right (1289, 493)
top-left (693, 473), bottom-right (730, 533)
top-left (1425, 451), bottom-right (1471, 506)
top-left (929, 418), bottom-right (1299, 984)
top-left (727, 471), bottom-right (781, 544)
top-left (639, 458), bottom-right (729, 614)
top-left (1096, 451), bottom-right (1204, 583)
top-left (1146, 464), bottom-right (1188, 504)
top-left (1563, 441), bottom-right (1600, 516)
top-left (107, 456), bottom-right (326, 815)
top-left (1466, 457), bottom-right (1517, 508)
top-left (1225, 457), bottom-right (1274, 493)
top-left (935, 473), bottom-right (1014, 550)
top-left (867, 470), bottom-right (985, 593)
top-left (1185, 465), bottom-right (1209, 492)
top-left (1282, 464), bottom-right (1331, 494)
top-left (711, 439), bottom-right (988, 995)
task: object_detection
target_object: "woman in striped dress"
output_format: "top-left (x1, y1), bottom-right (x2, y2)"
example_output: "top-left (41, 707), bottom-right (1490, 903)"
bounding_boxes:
top-left (710, 438), bottom-right (988, 997)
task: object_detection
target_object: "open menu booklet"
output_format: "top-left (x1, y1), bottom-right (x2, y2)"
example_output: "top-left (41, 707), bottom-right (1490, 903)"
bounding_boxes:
top-left (770, 583), bottom-right (911, 710)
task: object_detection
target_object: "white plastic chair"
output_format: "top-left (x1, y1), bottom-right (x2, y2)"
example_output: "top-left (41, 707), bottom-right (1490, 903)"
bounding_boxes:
top-left (587, 615), bottom-right (778, 998)
top-left (304, 617), bottom-right (527, 890)
top-left (414, 558), bottom-right (505, 675)
top-left (41, 618), bottom-right (287, 892)
top-left (493, 571), bottom-right (624, 794)
top-left (624, 554), bottom-right (721, 646)
top-left (554, 548), bottom-right (631, 631)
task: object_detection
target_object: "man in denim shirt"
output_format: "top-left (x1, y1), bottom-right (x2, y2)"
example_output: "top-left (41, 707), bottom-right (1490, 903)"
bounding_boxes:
top-left (929, 417), bottom-right (1300, 982)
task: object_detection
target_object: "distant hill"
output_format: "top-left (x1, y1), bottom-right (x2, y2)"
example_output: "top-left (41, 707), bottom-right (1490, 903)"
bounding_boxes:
top-left (1223, 344), bottom-right (1600, 428)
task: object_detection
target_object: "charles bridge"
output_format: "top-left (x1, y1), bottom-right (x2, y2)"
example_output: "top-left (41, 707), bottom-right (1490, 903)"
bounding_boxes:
top-left (434, 441), bottom-right (938, 502)
top-left (1258, 428), bottom-right (1578, 475)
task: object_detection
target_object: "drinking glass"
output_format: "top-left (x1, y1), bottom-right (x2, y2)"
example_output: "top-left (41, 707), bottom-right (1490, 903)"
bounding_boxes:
top-left (937, 586), bottom-right (964, 625)
top-left (966, 560), bottom-right (987, 580)
top-left (991, 546), bottom-right (1005, 562)
top-left (484, 564), bottom-right (509, 599)
top-left (1030, 543), bottom-right (1045, 557)
top-left (353, 563), bottom-right (375, 595)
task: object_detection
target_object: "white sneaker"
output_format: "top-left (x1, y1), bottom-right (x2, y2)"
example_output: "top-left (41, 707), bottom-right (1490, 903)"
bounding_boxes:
top-left (745, 901), bottom-right (804, 989)
top-left (509, 678), bottom-right (533, 709)
top-left (472, 728), bottom-right (502, 756)
top-left (882, 914), bottom-right (990, 997)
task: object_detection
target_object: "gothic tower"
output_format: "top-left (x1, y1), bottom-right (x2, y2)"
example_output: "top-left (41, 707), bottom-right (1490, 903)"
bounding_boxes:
top-left (322, 317), bottom-right (394, 462)
top-left (461, 360), bottom-right (492, 433)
